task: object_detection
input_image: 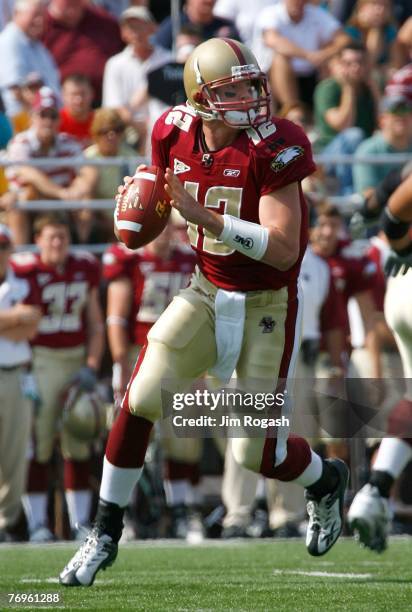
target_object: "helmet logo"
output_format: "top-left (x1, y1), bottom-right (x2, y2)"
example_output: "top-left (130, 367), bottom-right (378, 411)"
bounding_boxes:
top-left (231, 64), bottom-right (258, 78)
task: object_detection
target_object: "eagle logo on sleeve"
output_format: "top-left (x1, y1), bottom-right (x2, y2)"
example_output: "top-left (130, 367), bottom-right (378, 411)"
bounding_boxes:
top-left (271, 146), bottom-right (304, 172)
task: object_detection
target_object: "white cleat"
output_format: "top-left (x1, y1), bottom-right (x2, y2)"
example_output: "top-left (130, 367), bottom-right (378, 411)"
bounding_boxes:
top-left (305, 458), bottom-right (349, 556)
top-left (347, 484), bottom-right (392, 553)
top-left (59, 526), bottom-right (118, 587)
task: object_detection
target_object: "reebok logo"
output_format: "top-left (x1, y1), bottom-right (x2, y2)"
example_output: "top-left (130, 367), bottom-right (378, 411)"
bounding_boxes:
top-left (223, 169), bottom-right (240, 177)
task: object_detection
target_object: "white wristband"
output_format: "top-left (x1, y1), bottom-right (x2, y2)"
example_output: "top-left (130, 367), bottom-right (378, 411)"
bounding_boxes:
top-left (106, 315), bottom-right (128, 327)
top-left (219, 214), bottom-right (269, 261)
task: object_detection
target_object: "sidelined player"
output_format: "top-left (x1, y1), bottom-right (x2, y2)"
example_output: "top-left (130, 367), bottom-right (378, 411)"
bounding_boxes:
top-left (60, 38), bottom-right (349, 587)
top-left (348, 171), bottom-right (412, 552)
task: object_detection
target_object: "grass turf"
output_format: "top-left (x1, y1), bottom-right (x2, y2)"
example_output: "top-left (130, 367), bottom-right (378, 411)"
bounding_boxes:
top-left (0, 538), bottom-right (411, 611)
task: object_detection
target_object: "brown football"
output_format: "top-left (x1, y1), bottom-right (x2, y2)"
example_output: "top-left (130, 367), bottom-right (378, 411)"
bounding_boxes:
top-left (114, 165), bottom-right (171, 249)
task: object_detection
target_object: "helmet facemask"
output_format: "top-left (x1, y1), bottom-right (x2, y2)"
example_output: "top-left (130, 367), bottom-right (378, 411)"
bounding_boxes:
top-left (192, 61), bottom-right (271, 128)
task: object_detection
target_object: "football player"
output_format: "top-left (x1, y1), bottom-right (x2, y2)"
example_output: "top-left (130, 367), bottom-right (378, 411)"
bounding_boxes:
top-left (103, 222), bottom-right (199, 538)
top-left (348, 171), bottom-right (412, 552)
top-left (12, 213), bottom-right (104, 541)
top-left (60, 38), bottom-right (349, 587)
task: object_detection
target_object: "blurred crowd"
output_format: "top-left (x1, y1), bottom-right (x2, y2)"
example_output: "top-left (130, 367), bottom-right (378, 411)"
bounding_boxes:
top-left (0, 0), bottom-right (412, 543)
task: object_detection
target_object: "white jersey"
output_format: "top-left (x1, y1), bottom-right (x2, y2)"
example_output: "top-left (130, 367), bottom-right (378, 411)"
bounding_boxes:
top-left (0, 267), bottom-right (32, 367)
top-left (299, 247), bottom-right (330, 341)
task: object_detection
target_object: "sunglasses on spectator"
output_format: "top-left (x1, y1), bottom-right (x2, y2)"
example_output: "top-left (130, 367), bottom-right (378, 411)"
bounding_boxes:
top-left (97, 125), bottom-right (125, 136)
top-left (39, 109), bottom-right (59, 120)
top-left (25, 81), bottom-right (43, 91)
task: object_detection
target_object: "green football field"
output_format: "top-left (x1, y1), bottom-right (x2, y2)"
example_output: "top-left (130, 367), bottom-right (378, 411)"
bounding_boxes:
top-left (0, 538), bottom-right (411, 611)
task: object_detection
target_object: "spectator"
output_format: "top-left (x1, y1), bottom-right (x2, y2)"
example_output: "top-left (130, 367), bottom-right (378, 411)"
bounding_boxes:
top-left (395, 16), bottom-right (412, 68)
top-left (353, 94), bottom-right (412, 194)
top-left (82, 109), bottom-right (135, 198)
top-left (330, 0), bottom-right (412, 26)
top-left (278, 101), bottom-right (327, 200)
top-left (42, 0), bottom-right (123, 106)
top-left (0, 224), bottom-right (41, 542)
top-left (0, 1), bottom-right (15, 31)
top-left (345, 0), bottom-right (400, 77)
top-left (0, 0), bottom-right (61, 117)
top-left (252, 0), bottom-right (349, 110)
top-left (213, 0), bottom-right (274, 47)
top-left (102, 6), bottom-right (172, 155)
top-left (10, 72), bottom-right (44, 134)
top-left (147, 25), bottom-right (204, 109)
top-left (5, 87), bottom-right (87, 244)
top-left (91, 0), bottom-right (132, 19)
top-left (59, 74), bottom-right (94, 148)
top-left (0, 110), bottom-right (13, 208)
top-left (314, 42), bottom-right (378, 195)
top-left (0, 112), bottom-right (13, 150)
top-left (154, 0), bottom-right (240, 51)
top-left (78, 108), bottom-right (137, 240)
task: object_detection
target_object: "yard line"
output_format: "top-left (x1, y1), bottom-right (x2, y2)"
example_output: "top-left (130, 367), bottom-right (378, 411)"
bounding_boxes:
top-left (273, 569), bottom-right (373, 579)
top-left (20, 577), bottom-right (117, 584)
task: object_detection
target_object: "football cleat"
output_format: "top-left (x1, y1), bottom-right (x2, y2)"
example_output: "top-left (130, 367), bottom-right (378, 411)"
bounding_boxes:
top-left (305, 458), bottom-right (349, 556)
top-left (347, 484), bottom-right (392, 553)
top-left (59, 526), bottom-right (118, 587)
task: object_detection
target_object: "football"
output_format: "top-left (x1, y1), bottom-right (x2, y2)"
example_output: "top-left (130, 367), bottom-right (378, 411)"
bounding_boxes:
top-left (114, 165), bottom-right (171, 249)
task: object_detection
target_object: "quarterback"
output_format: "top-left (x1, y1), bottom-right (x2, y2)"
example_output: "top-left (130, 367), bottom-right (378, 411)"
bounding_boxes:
top-left (60, 38), bottom-right (349, 586)
top-left (348, 171), bottom-right (412, 552)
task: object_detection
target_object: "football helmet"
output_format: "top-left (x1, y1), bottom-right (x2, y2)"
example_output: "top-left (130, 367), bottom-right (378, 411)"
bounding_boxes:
top-left (183, 38), bottom-right (271, 128)
top-left (62, 383), bottom-right (107, 442)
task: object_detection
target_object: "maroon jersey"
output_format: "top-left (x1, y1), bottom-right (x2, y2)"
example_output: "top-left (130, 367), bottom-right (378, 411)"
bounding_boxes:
top-left (103, 243), bottom-right (196, 346)
top-left (325, 240), bottom-right (378, 305)
top-left (11, 251), bottom-right (100, 349)
top-left (320, 240), bottom-right (378, 344)
top-left (151, 104), bottom-right (316, 294)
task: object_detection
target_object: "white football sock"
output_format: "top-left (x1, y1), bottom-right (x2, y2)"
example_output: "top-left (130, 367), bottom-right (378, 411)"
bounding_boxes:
top-left (163, 479), bottom-right (190, 507)
top-left (373, 437), bottom-right (412, 479)
top-left (255, 477), bottom-right (266, 500)
top-left (291, 450), bottom-right (323, 487)
top-left (99, 456), bottom-right (142, 507)
top-left (65, 489), bottom-right (92, 529)
top-left (22, 493), bottom-right (47, 532)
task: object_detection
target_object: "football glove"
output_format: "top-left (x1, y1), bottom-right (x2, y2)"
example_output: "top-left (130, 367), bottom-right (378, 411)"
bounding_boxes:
top-left (384, 249), bottom-right (412, 277)
top-left (71, 366), bottom-right (98, 392)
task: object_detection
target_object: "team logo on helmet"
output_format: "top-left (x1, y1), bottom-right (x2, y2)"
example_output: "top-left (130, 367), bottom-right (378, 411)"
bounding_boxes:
top-left (271, 146), bottom-right (304, 172)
